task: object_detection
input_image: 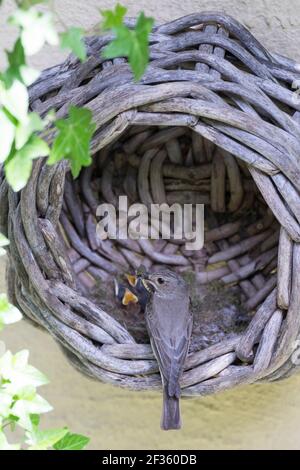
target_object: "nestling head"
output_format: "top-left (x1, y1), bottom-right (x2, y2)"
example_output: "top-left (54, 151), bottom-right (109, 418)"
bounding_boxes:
top-left (141, 269), bottom-right (188, 299)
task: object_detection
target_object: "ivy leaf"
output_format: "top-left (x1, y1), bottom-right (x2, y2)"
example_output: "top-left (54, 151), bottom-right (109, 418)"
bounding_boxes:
top-left (19, 66), bottom-right (40, 87)
top-left (7, 39), bottom-right (25, 70)
top-left (0, 350), bottom-right (49, 392)
top-left (0, 80), bottom-right (28, 123)
top-left (0, 390), bottom-right (13, 420)
top-left (103, 27), bottom-right (132, 58)
top-left (18, 0), bottom-right (46, 9)
top-left (101, 3), bottom-right (127, 30)
top-left (1, 39), bottom-right (39, 87)
top-left (48, 106), bottom-right (96, 178)
top-left (7, 414), bottom-right (20, 423)
top-left (0, 233), bottom-right (9, 256)
top-left (60, 27), bottom-right (87, 62)
top-left (26, 427), bottom-right (68, 450)
top-left (10, 386), bottom-right (52, 431)
top-left (5, 153), bottom-right (32, 193)
top-left (10, 8), bottom-right (59, 56)
top-left (0, 294), bottom-right (23, 331)
top-left (102, 9), bottom-right (154, 80)
top-left (1, 39), bottom-right (25, 87)
top-left (53, 432), bottom-right (90, 450)
top-left (15, 112), bottom-right (44, 149)
top-left (29, 413), bottom-right (40, 427)
top-left (0, 109), bottom-right (15, 164)
top-left (131, 13), bottom-right (154, 79)
top-left (5, 135), bottom-right (50, 192)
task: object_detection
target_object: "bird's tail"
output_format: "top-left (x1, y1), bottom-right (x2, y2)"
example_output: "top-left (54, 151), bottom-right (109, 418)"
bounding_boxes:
top-left (161, 387), bottom-right (181, 430)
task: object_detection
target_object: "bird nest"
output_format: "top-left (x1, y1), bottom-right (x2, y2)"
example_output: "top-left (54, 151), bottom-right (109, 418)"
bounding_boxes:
top-left (1, 11), bottom-right (300, 396)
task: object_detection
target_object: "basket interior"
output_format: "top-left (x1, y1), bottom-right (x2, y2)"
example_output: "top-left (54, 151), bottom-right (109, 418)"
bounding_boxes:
top-left (60, 125), bottom-right (279, 350)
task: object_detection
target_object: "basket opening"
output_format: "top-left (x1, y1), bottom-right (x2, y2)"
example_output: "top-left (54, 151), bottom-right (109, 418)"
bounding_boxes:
top-left (60, 125), bottom-right (279, 350)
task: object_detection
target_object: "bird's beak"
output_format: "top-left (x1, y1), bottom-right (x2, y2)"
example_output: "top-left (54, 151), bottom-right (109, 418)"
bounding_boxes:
top-left (122, 288), bottom-right (139, 305)
top-left (126, 273), bottom-right (137, 287)
top-left (141, 278), bottom-right (156, 293)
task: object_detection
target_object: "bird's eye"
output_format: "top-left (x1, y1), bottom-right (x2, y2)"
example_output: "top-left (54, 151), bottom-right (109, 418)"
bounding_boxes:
top-left (157, 277), bottom-right (165, 285)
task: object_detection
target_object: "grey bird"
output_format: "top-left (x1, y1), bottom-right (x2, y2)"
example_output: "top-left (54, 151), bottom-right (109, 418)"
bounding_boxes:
top-left (141, 269), bottom-right (192, 430)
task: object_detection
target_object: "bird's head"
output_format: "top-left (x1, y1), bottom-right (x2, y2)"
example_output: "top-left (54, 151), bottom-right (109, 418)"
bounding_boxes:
top-left (141, 269), bottom-right (187, 299)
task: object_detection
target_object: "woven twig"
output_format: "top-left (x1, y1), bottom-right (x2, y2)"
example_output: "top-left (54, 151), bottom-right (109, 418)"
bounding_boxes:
top-left (1, 11), bottom-right (300, 395)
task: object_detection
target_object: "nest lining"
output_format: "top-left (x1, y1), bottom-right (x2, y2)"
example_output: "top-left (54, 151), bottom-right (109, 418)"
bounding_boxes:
top-left (61, 125), bottom-right (278, 353)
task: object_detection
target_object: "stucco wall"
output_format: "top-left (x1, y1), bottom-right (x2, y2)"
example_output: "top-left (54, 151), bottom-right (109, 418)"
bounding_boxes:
top-left (1, 0), bottom-right (300, 68)
top-left (1, 0), bottom-right (300, 450)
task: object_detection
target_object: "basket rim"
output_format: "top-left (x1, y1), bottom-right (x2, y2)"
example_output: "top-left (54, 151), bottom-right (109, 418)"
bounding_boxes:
top-left (1, 11), bottom-right (300, 394)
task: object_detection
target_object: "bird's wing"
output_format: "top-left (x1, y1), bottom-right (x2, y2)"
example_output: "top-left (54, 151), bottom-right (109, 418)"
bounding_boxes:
top-left (146, 303), bottom-right (193, 398)
top-left (168, 310), bottom-right (193, 397)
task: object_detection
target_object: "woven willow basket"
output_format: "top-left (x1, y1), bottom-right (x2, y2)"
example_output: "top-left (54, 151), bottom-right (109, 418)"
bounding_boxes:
top-left (1, 11), bottom-right (300, 396)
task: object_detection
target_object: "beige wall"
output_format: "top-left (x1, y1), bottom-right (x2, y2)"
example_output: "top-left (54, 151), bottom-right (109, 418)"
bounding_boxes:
top-left (1, 0), bottom-right (300, 68)
top-left (1, 0), bottom-right (300, 450)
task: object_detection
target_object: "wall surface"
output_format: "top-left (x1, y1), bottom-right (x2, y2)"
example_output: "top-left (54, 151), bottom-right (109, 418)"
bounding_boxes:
top-left (1, 0), bottom-right (300, 67)
top-left (1, 0), bottom-right (300, 450)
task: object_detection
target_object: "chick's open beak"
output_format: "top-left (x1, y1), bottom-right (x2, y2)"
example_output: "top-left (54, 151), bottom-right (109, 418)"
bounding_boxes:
top-left (122, 288), bottom-right (139, 305)
top-left (126, 274), bottom-right (138, 287)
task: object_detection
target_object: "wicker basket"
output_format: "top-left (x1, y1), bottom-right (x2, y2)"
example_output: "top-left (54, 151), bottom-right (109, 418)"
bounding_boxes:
top-left (1, 11), bottom-right (300, 396)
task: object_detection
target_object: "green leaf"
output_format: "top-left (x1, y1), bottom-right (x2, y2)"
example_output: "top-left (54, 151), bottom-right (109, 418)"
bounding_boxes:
top-left (48, 106), bottom-right (96, 178)
top-left (10, 8), bottom-right (59, 56)
top-left (1, 39), bottom-right (25, 87)
top-left (7, 414), bottom-right (20, 423)
top-left (131, 12), bottom-right (154, 79)
top-left (53, 432), bottom-right (90, 450)
top-left (0, 39), bottom-right (39, 87)
top-left (0, 390), bottom-right (13, 420)
top-left (0, 234), bottom-right (9, 256)
top-left (19, 66), bottom-right (40, 86)
top-left (60, 27), bottom-right (87, 62)
top-left (26, 427), bottom-right (68, 450)
top-left (102, 10), bottom-right (154, 80)
top-left (7, 39), bottom-right (25, 69)
top-left (18, 0), bottom-right (46, 10)
top-left (0, 109), bottom-right (15, 164)
top-left (0, 349), bottom-right (49, 392)
top-left (6, 414), bottom-right (20, 432)
top-left (103, 27), bottom-right (131, 58)
top-left (15, 112), bottom-right (44, 149)
top-left (101, 3), bottom-right (127, 30)
top-left (29, 413), bottom-right (40, 427)
top-left (0, 294), bottom-right (23, 331)
top-left (5, 153), bottom-right (32, 193)
top-left (9, 386), bottom-right (52, 430)
top-left (0, 80), bottom-right (28, 123)
top-left (5, 135), bottom-right (50, 192)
